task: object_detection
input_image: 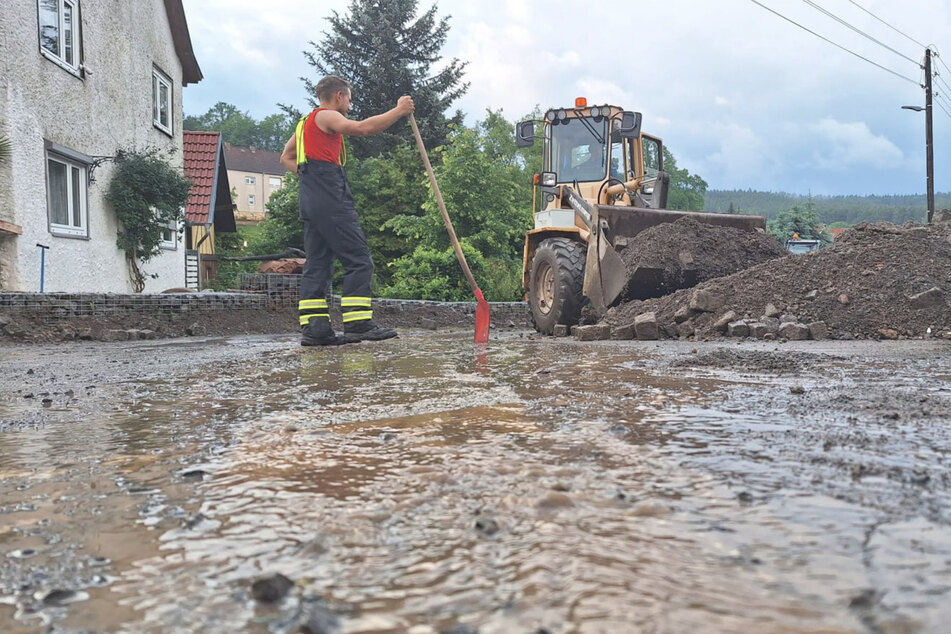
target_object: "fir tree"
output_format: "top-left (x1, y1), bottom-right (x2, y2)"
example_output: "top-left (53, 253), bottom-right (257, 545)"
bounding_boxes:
top-left (300, 0), bottom-right (468, 158)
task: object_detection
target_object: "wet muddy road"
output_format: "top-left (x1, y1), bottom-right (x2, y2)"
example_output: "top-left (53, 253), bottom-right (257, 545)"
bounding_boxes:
top-left (1, 332), bottom-right (950, 633)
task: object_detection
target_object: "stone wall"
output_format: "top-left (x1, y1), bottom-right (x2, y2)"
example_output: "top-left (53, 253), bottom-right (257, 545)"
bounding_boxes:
top-left (0, 291), bottom-right (532, 342)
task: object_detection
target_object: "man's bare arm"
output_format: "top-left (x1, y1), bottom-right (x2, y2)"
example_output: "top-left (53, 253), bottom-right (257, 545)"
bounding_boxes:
top-left (317, 96), bottom-right (414, 137)
top-left (279, 135), bottom-right (297, 174)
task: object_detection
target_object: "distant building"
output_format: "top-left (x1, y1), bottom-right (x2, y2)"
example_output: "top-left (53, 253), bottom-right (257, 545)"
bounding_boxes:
top-left (222, 143), bottom-right (286, 224)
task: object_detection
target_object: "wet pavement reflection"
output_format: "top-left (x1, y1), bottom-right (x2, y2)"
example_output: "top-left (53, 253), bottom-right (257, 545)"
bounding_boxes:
top-left (1, 333), bottom-right (950, 633)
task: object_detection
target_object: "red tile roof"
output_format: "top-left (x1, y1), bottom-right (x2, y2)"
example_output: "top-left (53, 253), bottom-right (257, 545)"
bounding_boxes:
top-left (184, 131), bottom-right (223, 225)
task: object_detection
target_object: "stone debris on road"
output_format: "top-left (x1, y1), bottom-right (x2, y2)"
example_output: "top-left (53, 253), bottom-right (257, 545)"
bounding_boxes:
top-left (595, 220), bottom-right (951, 341)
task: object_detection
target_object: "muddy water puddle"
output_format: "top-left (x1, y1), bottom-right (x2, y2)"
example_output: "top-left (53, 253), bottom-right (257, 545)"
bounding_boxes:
top-left (1, 334), bottom-right (950, 633)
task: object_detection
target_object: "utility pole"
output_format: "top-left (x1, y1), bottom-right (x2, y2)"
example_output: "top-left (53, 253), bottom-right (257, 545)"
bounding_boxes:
top-left (925, 48), bottom-right (935, 223)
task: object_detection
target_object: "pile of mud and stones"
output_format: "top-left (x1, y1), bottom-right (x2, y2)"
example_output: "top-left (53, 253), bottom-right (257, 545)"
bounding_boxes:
top-left (570, 217), bottom-right (951, 342)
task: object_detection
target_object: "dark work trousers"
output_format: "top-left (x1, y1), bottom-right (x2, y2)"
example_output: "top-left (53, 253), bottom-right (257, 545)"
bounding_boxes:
top-left (298, 161), bottom-right (374, 305)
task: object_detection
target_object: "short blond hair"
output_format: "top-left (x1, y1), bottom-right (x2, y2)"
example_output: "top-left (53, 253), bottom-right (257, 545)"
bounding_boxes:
top-left (316, 76), bottom-right (351, 102)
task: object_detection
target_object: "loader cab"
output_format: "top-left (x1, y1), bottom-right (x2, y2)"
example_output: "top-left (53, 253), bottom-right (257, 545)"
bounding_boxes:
top-left (516, 103), bottom-right (666, 213)
top-left (547, 115), bottom-right (610, 183)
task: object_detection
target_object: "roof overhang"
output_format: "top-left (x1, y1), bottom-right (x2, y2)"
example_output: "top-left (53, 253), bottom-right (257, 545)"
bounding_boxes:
top-left (164, 0), bottom-right (203, 85)
top-left (212, 139), bottom-right (237, 233)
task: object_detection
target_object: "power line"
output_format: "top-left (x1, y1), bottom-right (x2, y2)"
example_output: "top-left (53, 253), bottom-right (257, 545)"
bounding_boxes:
top-left (933, 90), bottom-right (951, 117)
top-left (800, 0), bottom-right (919, 66)
top-left (932, 87), bottom-right (951, 111)
top-left (845, 0), bottom-right (927, 49)
top-left (934, 96), bottom-right (951, 120)
top-left (934, 70), bottom-right (951, 97)
top-left (749, 0), bottom-right (920, 86)
top-left (933, 48), bottom-right (951, 81)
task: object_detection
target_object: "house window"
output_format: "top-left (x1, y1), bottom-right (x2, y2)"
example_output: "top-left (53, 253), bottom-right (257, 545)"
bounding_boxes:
top-left (245, 176), bottom-right (255, 185)
top-left (269, 176), bottom-right (282, 188)
top-left (248, 194), bottom-right (255, 207)
top-left (46, 148), bottom-right (88, 238)
top-left (152, 68), bottom-right (172, 135)
top-left (160, 222), bottom-right (177, 249)
top-left (38, 0), bottom-right (82, 75)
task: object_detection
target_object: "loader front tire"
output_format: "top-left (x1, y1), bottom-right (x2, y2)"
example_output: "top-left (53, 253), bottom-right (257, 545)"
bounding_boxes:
top-left (529, 237), bottom-right (586, 335)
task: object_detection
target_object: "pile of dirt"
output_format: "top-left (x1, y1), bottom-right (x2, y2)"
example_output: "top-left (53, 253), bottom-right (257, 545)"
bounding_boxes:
top-left (618, 216), bottom-right (787, 296)
top-left (602, 221), bottom-right (951, 340)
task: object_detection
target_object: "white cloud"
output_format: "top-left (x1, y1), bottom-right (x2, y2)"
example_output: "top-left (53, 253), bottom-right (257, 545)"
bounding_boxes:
top-left (573, 78), bottom-right (631, 109)
top-left (810, 118), bottom-right (904, 170)
top-left (695, 123), bottom-right (776, 189)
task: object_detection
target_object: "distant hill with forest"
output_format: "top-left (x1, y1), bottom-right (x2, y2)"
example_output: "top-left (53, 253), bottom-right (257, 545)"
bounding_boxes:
top-left (704, 190), bottom-right (951, 225)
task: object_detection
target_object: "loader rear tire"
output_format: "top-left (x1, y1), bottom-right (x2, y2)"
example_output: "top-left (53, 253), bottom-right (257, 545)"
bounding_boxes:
top-left (529, 238), bottom-right (586, 335)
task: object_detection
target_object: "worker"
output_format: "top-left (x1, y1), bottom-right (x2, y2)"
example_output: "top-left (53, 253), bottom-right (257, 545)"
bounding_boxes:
top-left (280, 75), bottom-right (414, 346)
top-left (572, 142), bottom-right (605, 181)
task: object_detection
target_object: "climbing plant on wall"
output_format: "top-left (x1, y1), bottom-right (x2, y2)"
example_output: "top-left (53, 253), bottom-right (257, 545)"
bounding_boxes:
top-left (105, 149), bottom-right (190, 292)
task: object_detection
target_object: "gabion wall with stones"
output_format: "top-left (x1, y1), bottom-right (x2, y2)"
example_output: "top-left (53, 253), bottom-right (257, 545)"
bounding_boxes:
top-left (0, 290), bottom-right (532, 327)
top-left (238, 273), bottom-right (531, 324)
top-left (240, 273), bottom-right (301, 307)
top-left (0, 292), bottom-right (270, 322)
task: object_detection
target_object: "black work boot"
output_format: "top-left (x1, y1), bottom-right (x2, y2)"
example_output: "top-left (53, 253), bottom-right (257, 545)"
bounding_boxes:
top-left (301, 317), bottom-right (360, 346)
top-left (344, 319), bottom-right (398, 341)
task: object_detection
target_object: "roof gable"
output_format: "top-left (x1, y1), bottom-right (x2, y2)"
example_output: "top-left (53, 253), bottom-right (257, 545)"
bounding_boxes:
top-left (184, 131), bottom-right (235, 232)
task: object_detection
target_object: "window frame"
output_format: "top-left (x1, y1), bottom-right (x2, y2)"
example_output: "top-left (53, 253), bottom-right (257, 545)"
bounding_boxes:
top-left (152, 67), bottom-right (173, 136)
top-left (248, 194), bottom-right (256, 207)
top-left (37, 0), bottom-right (84, 78)
top-left (45, 143), bottom-right (90, 239)
top-left (245, 176), bottom-right (256, 185)
top-left (548, 116), bottom-right (609, 183)
top-left (268, 176), bottom-right (282, 188)
top-left (160, 220), bottom-right (178, 250)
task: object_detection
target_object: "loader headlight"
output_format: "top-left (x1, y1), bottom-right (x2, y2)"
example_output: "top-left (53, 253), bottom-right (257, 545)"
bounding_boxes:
top-left (546, 110), bottom-right (556, 122)
top-left (556, 109), bottom-right (567, 121)
top-left (540, 172), bottom-right (557, 187)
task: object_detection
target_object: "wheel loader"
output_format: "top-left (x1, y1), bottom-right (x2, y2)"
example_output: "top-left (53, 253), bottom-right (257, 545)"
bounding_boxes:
top-left (515, 99), bottom-right (767, 334)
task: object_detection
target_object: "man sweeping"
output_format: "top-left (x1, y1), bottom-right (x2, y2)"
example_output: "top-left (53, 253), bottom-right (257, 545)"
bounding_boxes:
top-left (280, 76), bottom-right (414, 346)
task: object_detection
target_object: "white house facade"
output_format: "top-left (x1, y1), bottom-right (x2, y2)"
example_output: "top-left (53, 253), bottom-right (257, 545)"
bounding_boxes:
top-left (0, 0), bottom-right (202, 293)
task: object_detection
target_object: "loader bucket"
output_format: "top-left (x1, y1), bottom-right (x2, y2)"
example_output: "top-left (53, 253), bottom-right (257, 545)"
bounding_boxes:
top-left (583, 207), bottom-right (629, 314)
top-left (586, 205), bottom-right (767, 311)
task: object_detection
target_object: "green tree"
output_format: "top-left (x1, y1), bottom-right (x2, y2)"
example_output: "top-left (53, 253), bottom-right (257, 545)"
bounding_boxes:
top-left (247, 174), bottom-right (304, 253)
top-left (256, 113), bottom-right (297, 152)
top-left (347, 145), bottom-right (429, 287)
top-left (767, 196), bottom-right (832, 244)
top-left (301, 0), bottom-right (468, 158)
top-left (663, 147), bottom-right (707, 211)
top-left (381, 110), bottom-right (534, 300)
top-left (184, 103), bottom-right (295, 152)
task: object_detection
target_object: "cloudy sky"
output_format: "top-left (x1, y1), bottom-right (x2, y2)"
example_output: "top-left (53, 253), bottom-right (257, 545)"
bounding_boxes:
top-left (181, 0), bottom-right (951, 196)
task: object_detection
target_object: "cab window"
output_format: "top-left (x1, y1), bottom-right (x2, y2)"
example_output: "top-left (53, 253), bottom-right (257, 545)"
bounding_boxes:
top-left (642, 137), bottom-right (662, 179)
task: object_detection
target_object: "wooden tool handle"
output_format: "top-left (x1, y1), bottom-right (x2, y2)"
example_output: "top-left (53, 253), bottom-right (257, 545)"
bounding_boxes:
top-left (409, 114), bottom-right (479, 293)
